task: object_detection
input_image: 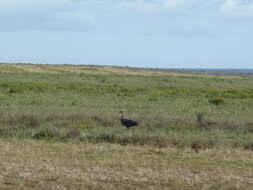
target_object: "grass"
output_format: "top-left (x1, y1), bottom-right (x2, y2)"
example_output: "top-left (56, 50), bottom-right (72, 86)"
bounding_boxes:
top-left (0, 63), bottom-right (253, 189)
top-left (0, 139), bottom-right (253, 190)
top-left (0, 110), bottom-right (252, 151)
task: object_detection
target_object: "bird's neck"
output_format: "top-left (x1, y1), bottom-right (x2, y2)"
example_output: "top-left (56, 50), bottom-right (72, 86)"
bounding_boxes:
top-left (121, 113), bottom-right (124, 120)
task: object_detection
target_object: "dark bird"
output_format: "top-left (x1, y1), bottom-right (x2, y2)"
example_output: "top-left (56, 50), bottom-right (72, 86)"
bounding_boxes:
top-left (119, 111), bottom-right (138, 128)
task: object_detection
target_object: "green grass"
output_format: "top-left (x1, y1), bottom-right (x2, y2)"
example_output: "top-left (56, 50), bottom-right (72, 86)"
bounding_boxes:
top-left (1, 64), bottom-right (253, 147)
top-left (0, 64), bottom-right (253, 189)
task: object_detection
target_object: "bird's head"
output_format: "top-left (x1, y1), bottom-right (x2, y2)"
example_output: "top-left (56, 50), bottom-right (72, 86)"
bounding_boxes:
top-left (119, 111), bottom-right (123, 114)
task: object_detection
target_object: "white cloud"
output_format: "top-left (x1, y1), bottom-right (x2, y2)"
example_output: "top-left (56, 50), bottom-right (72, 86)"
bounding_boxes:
top-left (219, 0), bottom-right (253, 17)
top-left (117, 0), bottom-right (194, 12)
top-left (0, 0), bottom-right (252, 33)
top-left (164, 0), bottom-right (186, 8)
top-left (117, 0), bottom-right (162, 12)
top-left (0, 0), bottom-right (95, 31)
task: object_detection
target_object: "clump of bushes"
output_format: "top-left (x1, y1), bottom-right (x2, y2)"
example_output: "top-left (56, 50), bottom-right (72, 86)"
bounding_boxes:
top-left (196, 112), bottom-right (204, 123)
top-left (244, 142), bottom-right (253, 151)
top-left (66, 128), bottom-right (81, 139)
top-left (32, 127), bottom-right (83, 140)
top-left (86, 132), bottom-right (190, 149)
top-left (32, 127), bottom-right (62, 139)
top-left (191, 139), bottom-right (216, 153)
top-left (0, 112), bottom-right (41, 128)
top-left (209, 98), bottom-right (225, 105)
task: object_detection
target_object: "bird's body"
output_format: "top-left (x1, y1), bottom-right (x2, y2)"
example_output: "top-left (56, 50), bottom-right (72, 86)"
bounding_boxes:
top-left (120, 111), bottom-right (138, 128)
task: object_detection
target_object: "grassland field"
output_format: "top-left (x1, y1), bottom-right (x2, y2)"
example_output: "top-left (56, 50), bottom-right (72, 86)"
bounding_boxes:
top-left (0, 63), bottom-right (253, 189)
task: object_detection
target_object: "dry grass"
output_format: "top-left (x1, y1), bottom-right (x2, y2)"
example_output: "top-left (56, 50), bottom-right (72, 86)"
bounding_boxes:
top-left (0, 63), bottom-right (242, 79)
top-left (0, 110), bottom-right (252, 151)
top-left (0, 139), bottom-right (253, 190)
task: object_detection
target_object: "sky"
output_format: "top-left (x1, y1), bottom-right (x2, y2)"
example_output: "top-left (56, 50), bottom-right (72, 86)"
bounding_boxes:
top-left (0, 0), bottom-right (253, 69)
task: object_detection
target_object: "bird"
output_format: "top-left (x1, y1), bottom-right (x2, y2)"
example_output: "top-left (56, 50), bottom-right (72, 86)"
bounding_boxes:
top-left (119, 111), bottom-right (138, 129)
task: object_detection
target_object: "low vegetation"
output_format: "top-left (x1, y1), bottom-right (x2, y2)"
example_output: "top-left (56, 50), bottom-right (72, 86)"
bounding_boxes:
top-left (0, 63), bottom-right (253, 189)
top-left (1, 139), bottom-right (253, 190)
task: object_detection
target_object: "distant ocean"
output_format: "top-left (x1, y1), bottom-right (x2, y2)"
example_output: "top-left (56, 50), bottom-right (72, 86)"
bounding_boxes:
top-left (190, 69), bottom-right (253, 76)
top-left (147, 68), bottom-right (253, 77)
top-left (199, 69), bottom-right (253, 73)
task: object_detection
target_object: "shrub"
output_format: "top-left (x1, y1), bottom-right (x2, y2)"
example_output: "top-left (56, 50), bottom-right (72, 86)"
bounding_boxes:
top-left (0, 112), bottom-right (41, 128)
top-left (88, 133), bottom-right (116, 143)
top-left (196, 113), bottom-right (204, 123)
top-left (209, 98), bottom-right (225, 105)
top-left (33, 127), bottom-right (62, 139)
top-left (191, 139), bottom-right (216, 153)
top-left (66, 128), bottom-right (81, 139)
top-left (244, 122), bottom-right (253, 133)
top-left (244, 142), bottom-right (253, 151)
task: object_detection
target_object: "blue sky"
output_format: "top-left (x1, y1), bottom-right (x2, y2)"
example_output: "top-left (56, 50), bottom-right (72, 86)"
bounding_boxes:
top-left (0, 0), bottom-right (253, 68)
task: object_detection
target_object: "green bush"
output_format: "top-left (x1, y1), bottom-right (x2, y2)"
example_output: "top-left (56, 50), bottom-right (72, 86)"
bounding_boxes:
top-left (209, 98), bottom-right (225, 105)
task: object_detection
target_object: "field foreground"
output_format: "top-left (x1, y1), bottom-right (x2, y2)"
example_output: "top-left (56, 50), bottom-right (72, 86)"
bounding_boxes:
top-left (1, 64), bottom-right (253, 189)
top-left (0, 139), bottom-right (253, 190)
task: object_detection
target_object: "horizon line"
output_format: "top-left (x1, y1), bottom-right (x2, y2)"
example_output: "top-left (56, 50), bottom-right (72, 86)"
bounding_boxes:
top-left (0, 62), bottom-right (253, 71)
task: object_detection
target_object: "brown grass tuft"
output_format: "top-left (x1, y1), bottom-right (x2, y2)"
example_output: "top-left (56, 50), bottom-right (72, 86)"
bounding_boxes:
top-left (244, 142), bottom-right (253, 151)
top-left (32, 127), bottom-right (62, 139)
